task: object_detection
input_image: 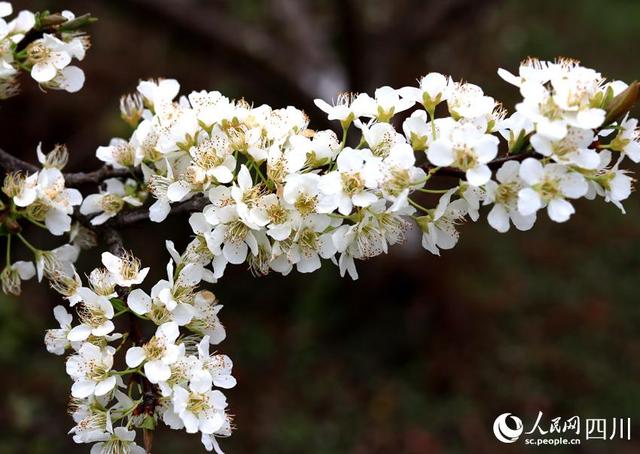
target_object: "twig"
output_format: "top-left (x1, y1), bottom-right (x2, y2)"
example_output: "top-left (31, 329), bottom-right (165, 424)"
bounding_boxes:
top-left (106, 195), bottom-right (208, 228)
top-left (64, 167), bottom-right (135, 186)
top-left (0, 147), bottom-right (134, 187)
top-left (0, 148), bottom-right (38, 174)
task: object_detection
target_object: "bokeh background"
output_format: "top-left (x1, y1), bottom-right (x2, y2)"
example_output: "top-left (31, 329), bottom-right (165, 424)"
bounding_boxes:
top-left (2, 0), bottom-right (640, 452)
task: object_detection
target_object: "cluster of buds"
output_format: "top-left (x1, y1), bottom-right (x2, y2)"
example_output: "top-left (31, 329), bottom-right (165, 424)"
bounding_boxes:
top-left (0, 2), bottom-right (94, 98)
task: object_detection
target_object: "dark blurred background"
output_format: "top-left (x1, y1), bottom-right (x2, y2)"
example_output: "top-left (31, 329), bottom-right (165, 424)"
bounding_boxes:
top-left (2, 0), bottom-right (640, 453)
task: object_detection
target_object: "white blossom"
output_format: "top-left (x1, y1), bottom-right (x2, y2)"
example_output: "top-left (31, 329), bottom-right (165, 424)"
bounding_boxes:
top-left (517, 158), bottom-right (588, 222)
top-left (125, 322), bottom-right (181, 383)
top-left (66, 343), bottom-right (117, 398)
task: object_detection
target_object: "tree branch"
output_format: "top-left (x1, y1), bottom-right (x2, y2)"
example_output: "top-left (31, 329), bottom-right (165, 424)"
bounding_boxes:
top-left (0, 147), bottom-right (38, 174)
top-left (106, 195), bottom-right (208, 228)
top-left (64, 167), bottom-right (134, 186)
top-left (0, 147), bottom-right (134, 187)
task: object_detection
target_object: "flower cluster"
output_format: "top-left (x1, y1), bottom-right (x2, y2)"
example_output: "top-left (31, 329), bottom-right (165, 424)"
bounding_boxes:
top-left (45, 247), bottom-right (235, 453)
top-left (0, 2), bottom-right (92, 98)
top-left (84, 58), bottom-right (637, 283)
top-left (2, 55), bottom-right (640, 453)
top-left (0, 144), bottom-right (85, 295)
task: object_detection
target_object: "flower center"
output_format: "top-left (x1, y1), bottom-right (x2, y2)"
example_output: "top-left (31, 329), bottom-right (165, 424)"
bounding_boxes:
top-left (294, 193), bottom-right (317, 216)
top-left (266, 203), bottom-right (288, 224)
top-left (187, 392), bottom-right (210, 414)
top-left (143, 336), bottom-right (167, 361)
top-left (226, 220), bottom-right (248, 243)
top-left (495, 182), bottom-right (518, 205)
top-left (101, 194), bottom-right (124, 214)
top-left (535, 178), bottom-right (561, 201)
top-left (27, 42), bottom-right (52, 63)
top-left (341, 172), bottom-right (365, 195)
top-left (452, 145), bottom-right (478, 171)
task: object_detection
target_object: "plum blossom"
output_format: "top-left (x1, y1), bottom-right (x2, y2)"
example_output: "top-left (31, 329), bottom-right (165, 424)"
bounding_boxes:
top-left (427, 122), bottom-right (499, 186)
top-left (81, 178), bottom-right (145, 225)
top-left (484, 161), bottom-right (536, 232)
top-left (45, 305), bottom-right (74, 355)
top-left (101, 251), bottom-right (149, 287)
top-left (66, 343), bottom-right (117, 398)
top-left (125, 322), bottom-right (181, 383)
top-left (319, 147), bottom-right (381, 215)
top-left (172, 379), bottom-right (228, 435)
top-left (517, 158), bottom-right (588, 222)
top-left (416, 189), bottom-right (468, 255)
top-left (67, 287), bottom-right (115, 341)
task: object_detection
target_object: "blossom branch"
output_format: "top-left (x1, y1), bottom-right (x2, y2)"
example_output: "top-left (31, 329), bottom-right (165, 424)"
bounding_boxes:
top-left (64, 166), bottom-right (135, 186)
top-left (105, 196), bottom-right (208, 228)
top-left (0, 147), bottom-right (135, 187)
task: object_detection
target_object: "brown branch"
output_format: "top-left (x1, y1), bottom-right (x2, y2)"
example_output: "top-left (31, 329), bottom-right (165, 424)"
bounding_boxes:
top-left (0, 147), bottom-right (135, 187)
top-left (105, 195), bottom-right (208, 228)
top-left (0, 147), bottom-right (39, 174)
top-left (64, 167), bottom-right (134, 186)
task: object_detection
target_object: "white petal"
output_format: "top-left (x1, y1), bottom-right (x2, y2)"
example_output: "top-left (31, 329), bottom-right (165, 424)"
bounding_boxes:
top-left (94, 376), bottom-right (117, 396)
top-left (149, 200), bottom-right (171, 223)
top-left (67, 324), bottom-right (92, 341)
top-left (222, 242), bottom-right (248, 265)
top-left (125, 346), bottom-right (146, 368)
top-left (487, 204), bottom-right (510, 233)
top-left (427, 141), bottom-right (454, 166)
top-left (182, 411), bottom-right (199, 434)
top-left (517, 187), bottom-right (542, 216)
top-left (144, 360), bottom-right (171, 383)
top-left (167, 181), bottom-right (191, 202)
top-left (14, 261), bottom-right (35, 280)
top-left (518, 158), bottom-right (544, 185)
top-left (547, 198), bottom-right (574, 223)
top-left (465, 165), bottom-right (491, 186)
top-left (352, 191), bottom-right (377, 207)
top-left (45, 209), bottom-right (71, 236)
top-left (101, 252), bottom-right (121, 274)
top-left (71, 380), bottom-right (96, 399)
top-left (31, 62), bottom-right (57, 82)
top-left (127, 289), bottom-right (152, 315)
top-left (560, 173), bottom-right (588, 199)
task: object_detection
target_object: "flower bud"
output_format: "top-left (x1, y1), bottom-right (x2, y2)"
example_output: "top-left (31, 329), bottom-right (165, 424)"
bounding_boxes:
top-left (120, 92), bottom-right (144, 128)
top-left (0, 266), bottom-right (22, 295)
